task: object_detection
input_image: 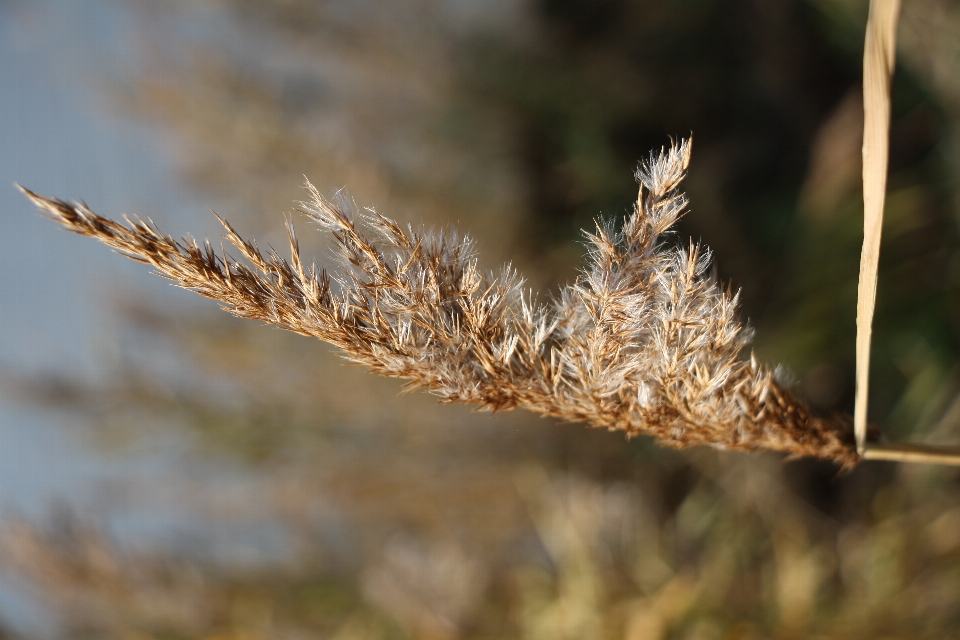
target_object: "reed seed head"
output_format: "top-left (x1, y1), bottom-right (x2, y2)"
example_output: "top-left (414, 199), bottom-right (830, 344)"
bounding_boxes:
top-left (18, 138), bottom-right (859, 466)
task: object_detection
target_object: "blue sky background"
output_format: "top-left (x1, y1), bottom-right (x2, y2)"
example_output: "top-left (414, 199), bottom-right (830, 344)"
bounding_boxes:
top-left (0, 1), bottom-right (227, 630)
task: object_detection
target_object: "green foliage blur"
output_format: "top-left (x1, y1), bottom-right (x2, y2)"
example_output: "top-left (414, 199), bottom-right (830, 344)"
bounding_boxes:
top-left (5, 0), bottom-right (960, 638)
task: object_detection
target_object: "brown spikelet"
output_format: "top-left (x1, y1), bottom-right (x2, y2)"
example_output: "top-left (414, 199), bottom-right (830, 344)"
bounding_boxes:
top-left (18, 138), bottom-right (859, 466)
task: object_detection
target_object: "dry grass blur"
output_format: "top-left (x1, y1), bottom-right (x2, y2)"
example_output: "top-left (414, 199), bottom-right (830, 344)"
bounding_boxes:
top-left (5, 0), bottom-right (960, 638)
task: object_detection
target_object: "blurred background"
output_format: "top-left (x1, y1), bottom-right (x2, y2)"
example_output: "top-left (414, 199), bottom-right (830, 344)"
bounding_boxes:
top-left (2, 0), bottom-right (960, 637)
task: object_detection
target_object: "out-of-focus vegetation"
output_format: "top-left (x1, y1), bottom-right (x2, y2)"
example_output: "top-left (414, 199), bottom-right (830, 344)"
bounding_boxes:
top-left (4, 0), bottom-right (960, 638)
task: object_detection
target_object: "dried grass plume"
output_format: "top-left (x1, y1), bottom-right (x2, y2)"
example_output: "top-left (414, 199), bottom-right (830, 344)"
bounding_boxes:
top-left (18, 139), bottom-right (858, 465)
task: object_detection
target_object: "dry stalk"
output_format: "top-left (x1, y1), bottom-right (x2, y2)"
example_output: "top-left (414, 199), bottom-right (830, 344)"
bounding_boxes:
top-left (19, 139), bottom-right (859, 466)
top-left (856, 0), bottom-right (901, 455)
top-left (855, 0), bottom-right (960, 465)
